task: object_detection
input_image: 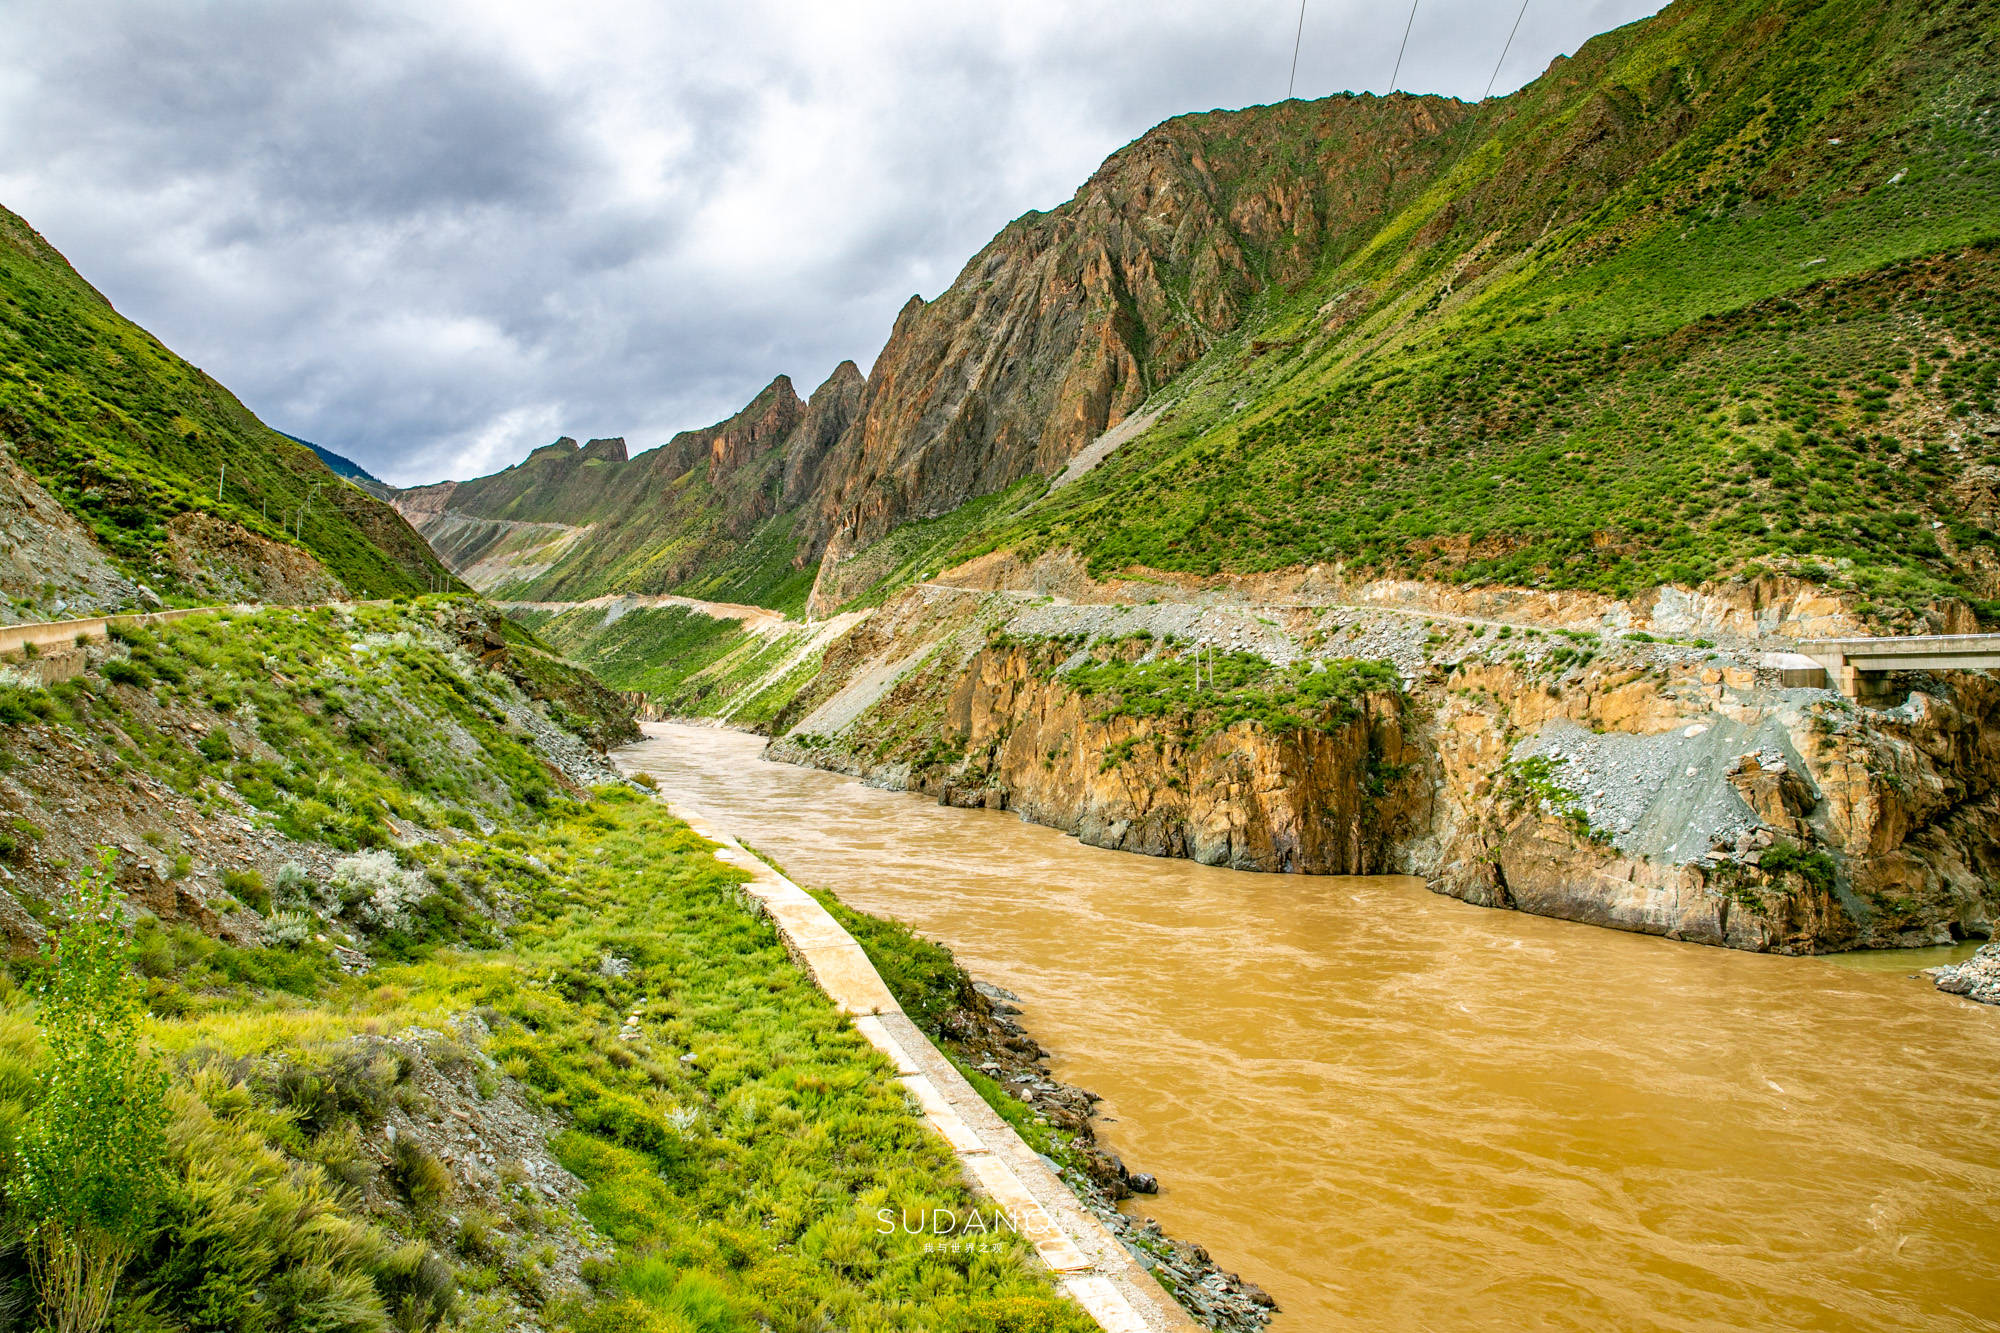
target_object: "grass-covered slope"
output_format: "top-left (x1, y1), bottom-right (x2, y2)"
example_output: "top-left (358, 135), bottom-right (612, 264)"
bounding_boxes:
top-left (0, 204), bottom-right (453, 602)
top-left (950, 0), bottom-right (2000, 622)
top-left (0, 604), bottom-right (1088, 1332)
top-left (515, 603), bottom-right (853, 732)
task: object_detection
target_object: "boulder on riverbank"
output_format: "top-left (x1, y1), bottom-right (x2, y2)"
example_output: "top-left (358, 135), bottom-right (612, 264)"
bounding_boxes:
top-left (1930, 944), bottom-right (2000, 1004)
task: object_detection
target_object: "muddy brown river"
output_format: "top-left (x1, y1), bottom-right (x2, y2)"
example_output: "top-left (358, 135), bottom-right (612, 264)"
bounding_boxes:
top-left (618, 723), bottom-right (2000, 1331)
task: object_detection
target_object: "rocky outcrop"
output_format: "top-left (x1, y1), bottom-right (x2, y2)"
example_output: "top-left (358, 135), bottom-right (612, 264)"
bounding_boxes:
top-left (939, 645), bottom-right (1419, 873)
top-left (0, 442), bottom-right (135, 622)
top-left (164, 510), bottom-right (344, 604)
top-left (785, 637), bottom-right (1421, 873)
top-left (768, 572), bottom-right (2000, 956)
top-left (1930, 943), bottom-right (2000, 1003)
top-left (780, 360), bottom-right (866, 509)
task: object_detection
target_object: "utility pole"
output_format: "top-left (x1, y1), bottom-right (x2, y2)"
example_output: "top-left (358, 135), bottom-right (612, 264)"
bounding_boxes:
top-left (217, 465), bottom-right (225, 503)
top-left (294, 481), bottom-right (326, 541)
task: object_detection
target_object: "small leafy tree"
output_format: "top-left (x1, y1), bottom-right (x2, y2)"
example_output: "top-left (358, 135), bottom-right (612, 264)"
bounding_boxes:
top-left (14, 849), bottom-right (169, 1333)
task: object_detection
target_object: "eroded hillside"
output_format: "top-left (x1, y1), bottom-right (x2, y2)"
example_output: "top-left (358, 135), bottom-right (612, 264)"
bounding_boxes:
top-left (767, 559), bottom-right (2000, 955)
top-left (0, 206), bottom-right (455, 620)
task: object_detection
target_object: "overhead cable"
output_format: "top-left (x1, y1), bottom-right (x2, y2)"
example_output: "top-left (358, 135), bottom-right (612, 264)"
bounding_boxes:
top-left (1287, 0), bottom-right (1307, 100)
top-left (1388, 0), bottom-right (1420, 93)
top-left (1482, 0), bottom-right (1532, 100)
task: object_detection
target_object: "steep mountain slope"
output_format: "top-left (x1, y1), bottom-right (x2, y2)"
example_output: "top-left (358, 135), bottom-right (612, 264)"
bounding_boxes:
top-left (801, 93), bottom-right (1474, 556)
top-left (412, 0), bottom-right (2000, 640)
top-left (0, 205), bottom-right (454, 616)
top-left (957, 0), bottom-right (2000, 624)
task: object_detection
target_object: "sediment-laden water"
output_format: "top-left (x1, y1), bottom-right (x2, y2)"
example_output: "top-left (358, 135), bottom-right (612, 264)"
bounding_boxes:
top-left (619, 723), bottom-right (2000, 1332)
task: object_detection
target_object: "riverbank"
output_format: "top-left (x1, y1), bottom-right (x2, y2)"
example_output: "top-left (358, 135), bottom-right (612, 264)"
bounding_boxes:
top-left (762, 569), bottom-right (2000, 956)
top-left (633, 792), bottom-right (1264, 1332)
top-left (785, 851), bottom-right (1278, 1330)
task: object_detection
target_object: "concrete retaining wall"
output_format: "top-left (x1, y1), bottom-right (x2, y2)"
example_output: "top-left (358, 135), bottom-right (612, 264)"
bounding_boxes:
top-left (667, 807), bottom-right (1195, 1333)
top-left (0, 604), bottom-right (249, 658)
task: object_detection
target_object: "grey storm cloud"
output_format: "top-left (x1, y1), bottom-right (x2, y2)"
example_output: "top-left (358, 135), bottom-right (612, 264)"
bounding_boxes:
top-left (0, 0), bottom-right (1663, 486)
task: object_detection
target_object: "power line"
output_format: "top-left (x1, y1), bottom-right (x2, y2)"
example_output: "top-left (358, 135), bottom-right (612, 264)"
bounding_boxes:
top-left (1482, 0), bottom-right (1531, 100)
top-left (1287, 0), bottom-right (1307, 100)
top-left (1439, 0), bottom-right (1534, 189)
top-left (1388, 0), bottom-right (1420, 93)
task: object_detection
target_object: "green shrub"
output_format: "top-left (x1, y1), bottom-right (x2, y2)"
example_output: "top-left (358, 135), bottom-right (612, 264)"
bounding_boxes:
top-left (221, 869), bottom-right (268, 914)
top-left (15, 849), bottom-right (170, 1333)
top-left (1760, 841), bottom-right (1837, 894)
top-left (100, 659), bottom-right (151, 687)
top-left (390, 1140), bottom-right (453, 1214)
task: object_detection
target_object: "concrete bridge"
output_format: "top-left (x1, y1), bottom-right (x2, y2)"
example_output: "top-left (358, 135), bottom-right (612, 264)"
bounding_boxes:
top-left (1797, 633), bottom-right (2000, 699)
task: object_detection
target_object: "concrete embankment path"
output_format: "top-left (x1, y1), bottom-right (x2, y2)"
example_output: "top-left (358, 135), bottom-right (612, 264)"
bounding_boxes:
top-left (665, 806), bottom-right (1196, 1333)
top-left (0, 602), bottom-right (252, 657)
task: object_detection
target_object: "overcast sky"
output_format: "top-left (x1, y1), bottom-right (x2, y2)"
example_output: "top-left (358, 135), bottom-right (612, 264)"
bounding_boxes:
top-left (0, 0), bottom-right (1665, 486)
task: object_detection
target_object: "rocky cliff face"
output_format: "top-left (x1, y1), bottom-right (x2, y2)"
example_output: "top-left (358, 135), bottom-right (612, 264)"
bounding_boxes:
top-left (404, 96), bottom-right (1478, 598)
top-left (790, 633), bottom-right (1421, 873)
top-left (765, 563), bottom-right (2000, 956)
top-left (802, 95), bottom-right (1472, 555)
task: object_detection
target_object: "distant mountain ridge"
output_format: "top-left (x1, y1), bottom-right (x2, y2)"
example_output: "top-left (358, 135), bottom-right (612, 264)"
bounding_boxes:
top-left (393, 364), bottom-right (864, 611)
top-left (283, 433), bottom-right (384, 486)
top-left (400, 0), bottom-right (2000, 628)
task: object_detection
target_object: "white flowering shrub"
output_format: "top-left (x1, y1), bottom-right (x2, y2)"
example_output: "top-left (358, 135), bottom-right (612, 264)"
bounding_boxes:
top-left (329, 850), bottom-right (427, 934)
top-left (265, 910), bottom-right (315, 948)
top-left (273, 862), bottom-right (318, 912)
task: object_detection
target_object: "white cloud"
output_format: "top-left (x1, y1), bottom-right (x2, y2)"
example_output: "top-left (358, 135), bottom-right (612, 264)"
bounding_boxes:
top-left (0, 0), bottom-right (1664, 486)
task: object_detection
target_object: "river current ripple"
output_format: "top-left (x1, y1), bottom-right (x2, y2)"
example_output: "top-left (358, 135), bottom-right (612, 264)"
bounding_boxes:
top-left (619, 723), bottom-right (2000, 1332)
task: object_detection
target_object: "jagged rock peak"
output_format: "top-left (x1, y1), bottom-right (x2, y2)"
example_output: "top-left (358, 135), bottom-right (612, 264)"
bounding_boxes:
top-left (802, 91), bottom-right (1474, 555)
top-left (808, 360), bottom-right (864, 403)
top-left (580, 437), bottom-right (628, 463)
top-left (749, 374), bottom-right (801, 412)
top-left (527, 436), bottom-right (580, 462)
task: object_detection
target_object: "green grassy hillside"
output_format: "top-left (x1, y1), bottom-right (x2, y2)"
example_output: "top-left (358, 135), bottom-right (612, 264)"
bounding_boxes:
top-left (0, 205), bottom-right (454, 602)
top-left (0, 604), bottom-right (1087, 1332)
top-left (944, 0), bottom-right (2000, 624)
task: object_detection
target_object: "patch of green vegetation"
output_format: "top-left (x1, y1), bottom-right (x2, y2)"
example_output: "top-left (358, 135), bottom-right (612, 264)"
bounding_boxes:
top-left (523, 604), bottom-right (833, 730)
top-left (822, 478), bottom-right (1048, 614)
top-left (0, 205), bottom-right (449, 599)
top-left (799, 885), bottom-right (1090, 1179)
top-left (15, 848), bottom-right (171, 1332)
top-left (804, 888), bottom-right (970, 1037)
top-left (1501, 754), bottom-right (1607, 845)
top-left (1759, 839), bottom-right (1838, 894)
top-left (674, 511), bottom-right (820, 617)
top-left (523, 606), bottom-right (749, 705)
top-left (1057, 637), bottom-right (1400, 737)
top-left (0, 604), bottom-right (1092, 1330)
top-left (83, 605), bottom-right (562, 849)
